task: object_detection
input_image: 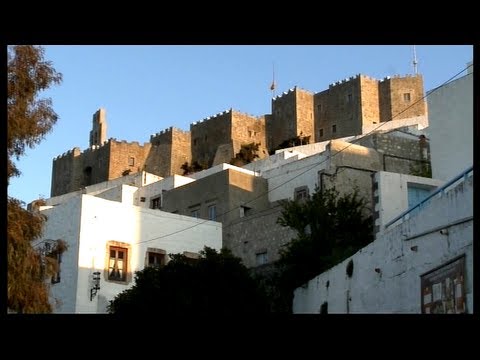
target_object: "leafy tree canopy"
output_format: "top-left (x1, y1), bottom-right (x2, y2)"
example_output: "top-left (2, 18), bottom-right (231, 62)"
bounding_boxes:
top-left (180, 160), bottom-right (205, 175)
top-left (108, 247), bottom-right (270, 315)
top-left (230, 142), bottom-right (260, 166)
top-left (269, 133), bottom-right (310, 155)
top-left (272, 186), bottom-right (373, 312)
top-left (7, 45), bottom-right (63, 313)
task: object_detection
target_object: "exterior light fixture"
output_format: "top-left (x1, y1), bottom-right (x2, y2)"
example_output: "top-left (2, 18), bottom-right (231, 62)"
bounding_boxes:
top-left (410, 245), bottom-right (418, 252)
top-left (90, 271), bottom-right (101, 301)
top-left (374, 268), bottom-right (381, 273)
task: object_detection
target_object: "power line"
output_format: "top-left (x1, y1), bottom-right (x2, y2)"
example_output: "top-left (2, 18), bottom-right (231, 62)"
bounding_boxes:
top-left (132, 65), bottom-right (471, 246)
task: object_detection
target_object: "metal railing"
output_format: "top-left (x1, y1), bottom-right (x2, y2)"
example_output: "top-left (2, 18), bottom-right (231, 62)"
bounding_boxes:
top-left (384, 165), bottom-right (473, 229)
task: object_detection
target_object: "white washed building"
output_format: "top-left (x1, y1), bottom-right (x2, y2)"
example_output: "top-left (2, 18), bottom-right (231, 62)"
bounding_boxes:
top-left (34, 182), bottom-right (222, 313)
top-left (293, 168), bottom-right (473, 313)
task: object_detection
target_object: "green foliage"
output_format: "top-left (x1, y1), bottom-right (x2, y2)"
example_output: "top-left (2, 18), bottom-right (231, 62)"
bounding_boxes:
top-left (230, 142), bottom-right (260, 166)
top-left (108, 247), bottom-right (269, 314)
top-left (272, 187), bottom-right (373, 312)
top-left (7, 45), bottom-right (62, 180)
top-left (180, 160), bottom-right (205, 175)
top-left (7, 45), bottom-right (63, 313)
top-left (7, 198), bottom-right (68, 313)
top-left (269, 134), bottom-right (311, 155)
top-left (409, 161), bottom-right (432, 178)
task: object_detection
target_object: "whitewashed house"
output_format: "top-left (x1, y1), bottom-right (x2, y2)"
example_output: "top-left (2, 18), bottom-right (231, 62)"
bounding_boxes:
top-left (33, 177), bottom-right (222, 314)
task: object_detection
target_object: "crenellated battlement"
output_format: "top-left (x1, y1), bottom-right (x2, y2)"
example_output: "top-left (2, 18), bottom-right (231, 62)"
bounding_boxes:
top-left (53, 147), bottom-right (81, 161)
top-left (272, 87), bottom-right (297, 100)
top-left (379, 73), bottom-right (421, 82)
top-left (191, 108), bottom-right (233, 127)
top-left (150, 126), bottom-right (191, 142)
top-left (52, 71), bottom-right (427, 196)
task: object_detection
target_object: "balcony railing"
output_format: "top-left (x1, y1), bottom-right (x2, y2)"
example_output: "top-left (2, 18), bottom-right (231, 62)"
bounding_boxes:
top-left (384, 165), bottom-right (473, 229)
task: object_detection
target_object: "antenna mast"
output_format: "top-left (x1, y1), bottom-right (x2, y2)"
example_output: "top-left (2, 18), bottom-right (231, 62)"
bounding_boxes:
top-left (412, 45), bottom-right (418, 75)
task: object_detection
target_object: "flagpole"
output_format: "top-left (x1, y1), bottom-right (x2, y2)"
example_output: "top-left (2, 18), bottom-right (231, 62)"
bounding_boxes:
top-left (270, 62), bottom-right (276, 97)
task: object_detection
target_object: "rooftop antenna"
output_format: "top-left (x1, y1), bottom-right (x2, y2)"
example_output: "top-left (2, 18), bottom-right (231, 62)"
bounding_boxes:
top-left (270, 62), bottom-right (276, 97)
top-left (412, 45), bottom-right (418, 75)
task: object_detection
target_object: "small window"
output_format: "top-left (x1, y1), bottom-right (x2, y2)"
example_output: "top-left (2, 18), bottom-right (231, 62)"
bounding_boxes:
top-left (240, 205), bottom-right (252, 218)
top-left (128, 157), bottom-right (135, 166)
top-left (256, 251), bottom-right (268, 266)
top-left (193, 138), bottom-right (198, 146)
top-left (108, 247), bottom-right (128, 282)
top-left (147, 251), bottom-right (166, 268)
top-left (403, 93), bottom-right (411, 102)
top-left (295, 186), bottom-right (309, 202)
top-left (151, 196), bottom-right (161, 209)
top-left (332, 124), bottom-right (337, 133)
top-left (319, 128), bottom-right (324, 137)
top-left (347, 93), bottom-right (352, 103)
top-left (140, 197), bottom-right (146, 202)
top-left (191, 209), bottom-right (200, 218)
top-left (208, 205), bottom-right (217, 221)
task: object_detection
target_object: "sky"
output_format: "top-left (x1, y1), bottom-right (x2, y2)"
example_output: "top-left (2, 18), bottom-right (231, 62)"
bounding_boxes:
top-left (8, 45), bottom-right (473, 205)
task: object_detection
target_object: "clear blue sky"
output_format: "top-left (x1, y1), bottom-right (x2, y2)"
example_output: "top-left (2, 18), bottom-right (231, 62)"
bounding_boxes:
top-left (8, 45), bottom-right (473, 205)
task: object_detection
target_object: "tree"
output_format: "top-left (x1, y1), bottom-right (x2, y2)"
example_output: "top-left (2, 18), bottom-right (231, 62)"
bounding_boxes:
top-left (7, 45), bottom-right (63, 313)
top-left (230, 142), bottom-right (260, 166)
top-left (108, 247), bottom-right (270, 314)
top-left (272, 187), bottom-right (374, 312)
top-left (180, 160), bottom-right (205, 175)
top-left (269, 133), bottom-right (311, 155)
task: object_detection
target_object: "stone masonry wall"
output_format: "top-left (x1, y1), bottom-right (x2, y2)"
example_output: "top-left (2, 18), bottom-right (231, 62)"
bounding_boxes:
top-left (379, 75), bottom-right (426, 122)
top-left (269, 89), bottom-right (297, 151)
top-left (230, 111), bottom-right (267, 159)
top-left (226, 203), bottom-right (296, 268)
top-left (169, 128), bottom-right (191, 175)
top-left (359, 75), bottom-right (380, 126)
top-left (314, 76), bottom-right (362, 142)
top-left (191, 110), bottom-right (232, 168)
top-left (107, 140), bottom-right (151, 180)
top-left (295, 88), bottom-right (315, 142)
top-left (51, 147), bottom-right (81, 196)
top-left (356, 132), bottom-right (430, 175)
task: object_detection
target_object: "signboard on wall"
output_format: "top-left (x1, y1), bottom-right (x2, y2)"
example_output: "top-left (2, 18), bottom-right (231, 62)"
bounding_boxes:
top-left (421, 255), bottom-right (466, 314)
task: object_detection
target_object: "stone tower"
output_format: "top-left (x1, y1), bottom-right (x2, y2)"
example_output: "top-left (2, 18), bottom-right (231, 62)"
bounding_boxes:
top-left (378, 74), bottom-right (426, 122)
top-left (268, 87), bottom-right (314, 151)
top-left (89, 108), bottom-right (107, 147)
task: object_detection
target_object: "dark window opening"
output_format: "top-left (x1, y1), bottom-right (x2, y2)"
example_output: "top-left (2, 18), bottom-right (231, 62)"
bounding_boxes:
top-left (147, 252), bottom-right (166, 268)
top-left (84, 166), bottom-right (92, 186)
top-left (295, 186), bottom-right (309, 202)
top-left (151, 196), bottom-right (161, 209)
